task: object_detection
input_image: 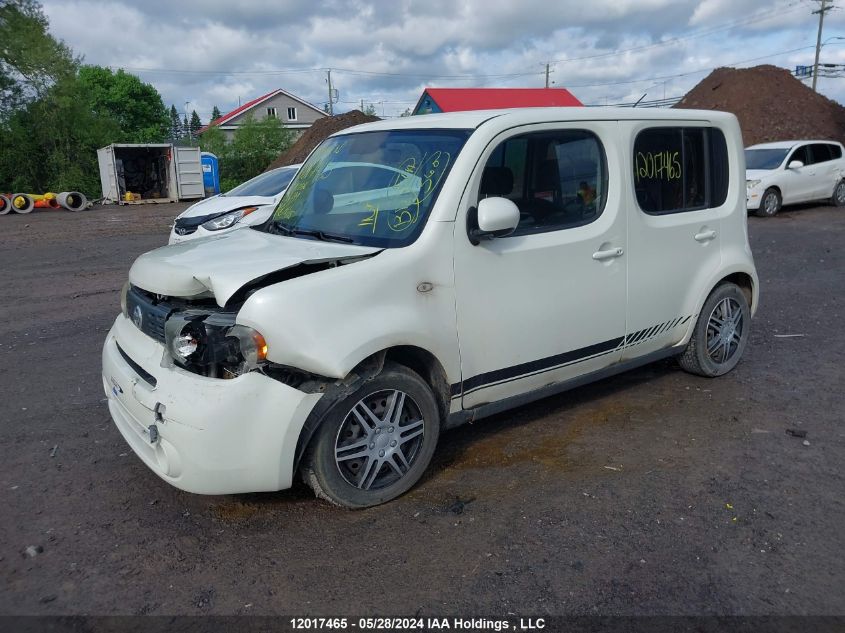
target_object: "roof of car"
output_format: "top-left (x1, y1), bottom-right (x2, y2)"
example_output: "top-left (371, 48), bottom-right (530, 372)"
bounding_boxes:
top-left (747, 140), bottom-right (844, 150)
top-left (329, 107), bottom-right (738, 136)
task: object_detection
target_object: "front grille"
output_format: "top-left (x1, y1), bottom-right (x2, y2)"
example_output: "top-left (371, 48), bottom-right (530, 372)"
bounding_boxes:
top-left (125, 286), bottom-right (171, 344)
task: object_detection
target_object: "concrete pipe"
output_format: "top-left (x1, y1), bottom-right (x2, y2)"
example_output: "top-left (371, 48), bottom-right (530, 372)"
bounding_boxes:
top-left (57, 191), bottom-right (87, 211)
top-left (0, 195), bottom-right (11, 215)
top-left (33, 193), bottom-right (61, 209)
top-left (11, 193), bottom-right (34, 214)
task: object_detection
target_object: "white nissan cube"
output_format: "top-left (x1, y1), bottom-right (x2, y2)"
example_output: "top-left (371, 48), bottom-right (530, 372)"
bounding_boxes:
top-left (103, 108), bottom-right (758, 508)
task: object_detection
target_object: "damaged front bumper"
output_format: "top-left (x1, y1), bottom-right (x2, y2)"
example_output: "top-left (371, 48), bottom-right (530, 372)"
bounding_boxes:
top-left (102, 314), bottom-right (323, 494)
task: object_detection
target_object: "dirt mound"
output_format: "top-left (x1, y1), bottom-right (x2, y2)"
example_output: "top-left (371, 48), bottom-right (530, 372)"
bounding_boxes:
top-left (674, 65), bottom-right (845, 146)
top-left (267, 110), bottom-right (380, 169)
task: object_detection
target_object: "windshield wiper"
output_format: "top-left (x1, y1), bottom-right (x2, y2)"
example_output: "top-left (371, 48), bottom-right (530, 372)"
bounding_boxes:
top-left (291, 228), bottom-right (355, 243)
top-left (271, 221), bottom-right (354, 243)
top-left (272, 220), bottom-right (295, 235)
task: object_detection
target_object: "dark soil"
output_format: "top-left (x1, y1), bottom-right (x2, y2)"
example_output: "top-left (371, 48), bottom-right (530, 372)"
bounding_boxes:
top-left (267, 110), bottom-right (381, 169)
top-left (674, 65), bottom-right (845, 146)
top-left (0, 202), bottom-right (843, 616)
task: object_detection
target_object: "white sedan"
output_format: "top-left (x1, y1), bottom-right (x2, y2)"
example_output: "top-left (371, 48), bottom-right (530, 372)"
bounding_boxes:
top-left (745, 140), bottom-right (845, 217)
top-left (169, 165), bottom-right (300, 244)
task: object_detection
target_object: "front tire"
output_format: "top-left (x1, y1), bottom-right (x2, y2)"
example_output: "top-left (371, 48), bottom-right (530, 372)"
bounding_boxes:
top-left (755, 188), bottom-right (781, 217)
top-left (302, 362), bottom-right (440, 508)
top-left (679, 283), bottom-right (751, 378)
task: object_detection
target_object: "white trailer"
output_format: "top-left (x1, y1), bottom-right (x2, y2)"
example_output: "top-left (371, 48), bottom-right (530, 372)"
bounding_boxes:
top-left (97, 144), bottom-right (205, 204)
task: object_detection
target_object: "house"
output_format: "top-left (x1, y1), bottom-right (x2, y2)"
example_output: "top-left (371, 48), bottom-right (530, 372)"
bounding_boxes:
top-left (201, 88), bottom-right (327, 141)
top-left (412, 87), bottom-right (582, 115)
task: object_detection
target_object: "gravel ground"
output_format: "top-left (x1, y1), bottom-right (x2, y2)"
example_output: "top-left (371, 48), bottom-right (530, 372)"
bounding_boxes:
top-left (0, 202), bottom-right (842, 616)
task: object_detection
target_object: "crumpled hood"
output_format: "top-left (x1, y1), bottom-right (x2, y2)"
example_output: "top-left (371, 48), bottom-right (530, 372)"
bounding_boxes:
top-left (177, 194), bottom-right (278, 219)
top-left (745, 169), bottom-right (775, 182)
top-left (129, 228), bottom-right (381, 306)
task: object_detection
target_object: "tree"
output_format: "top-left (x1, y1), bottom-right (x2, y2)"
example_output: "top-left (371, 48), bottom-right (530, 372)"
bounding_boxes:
top-left (182, 113), bottom-right (189, 138)
top-left (199, 124), bottom-right (226, 158)
top-left (77, 65), bottom-right (169, 142)
top-left (399, 107), bottom-right (413, 117)
top-left (201, 114), bottom-right (293, 191)
top-left (211, 105), bottom-right (222, 121)
top-left (169, 104), bottom-right (182, 140)
top-left (0, 0), bottom-right (76, 119)
top-left (189, 110), bottom-right (202, 137)
top-left (0, 74), bottom-right (120, 195)
top-left (363, 103), bottom-right (377, 116)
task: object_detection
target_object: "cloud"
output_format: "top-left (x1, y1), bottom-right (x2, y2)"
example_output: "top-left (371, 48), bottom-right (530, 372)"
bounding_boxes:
top-left (41, 0), bottom-right (845, 120)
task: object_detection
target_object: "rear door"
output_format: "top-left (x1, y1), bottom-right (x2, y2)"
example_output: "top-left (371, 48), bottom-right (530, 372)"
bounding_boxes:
top-left (624, 123), bottom-right (729, 360)
top-left (173, 146), bottom-right (205, 200)
top-left (809, 143), bottom-right (840, 199)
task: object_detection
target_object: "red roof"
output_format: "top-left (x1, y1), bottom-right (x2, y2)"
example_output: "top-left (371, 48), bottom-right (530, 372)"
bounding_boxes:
top-left (198, 89), bottom-right (279, 133)
top-left (418, 88), bottom-right (582, 113)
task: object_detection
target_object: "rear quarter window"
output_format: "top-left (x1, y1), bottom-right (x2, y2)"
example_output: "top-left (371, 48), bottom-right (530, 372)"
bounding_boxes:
top-left (634, 126), bottom-right (729, 214)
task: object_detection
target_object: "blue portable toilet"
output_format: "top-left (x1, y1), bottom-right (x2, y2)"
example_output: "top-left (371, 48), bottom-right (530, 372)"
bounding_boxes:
top-left (200, 152), bottom-right (220, 196)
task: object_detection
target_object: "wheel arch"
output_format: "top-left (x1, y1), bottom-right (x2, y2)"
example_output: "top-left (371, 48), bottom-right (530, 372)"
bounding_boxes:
top-left (720, 271), bottom-right (755, 311)
top-left (291, 344), bottom-right (454, 476)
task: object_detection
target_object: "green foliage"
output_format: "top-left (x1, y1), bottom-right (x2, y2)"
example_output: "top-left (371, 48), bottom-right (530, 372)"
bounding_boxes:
top-left (77, 65), bottom-right (169, 142)
top-left (363, 103), bottom-right (377, 116)
top-left (0, 0), bottom-right (174, 197)
top-left (0, 0), bottom-right (76, 119)
top-left (211, 105), bottom-right (222, 121)
top-left (399, 107), bottom-right (412, 117)
top-left (168, 104), bottom-right (182, 140)
top-left (0, 74), bottom-right (120, 195)
top-left (189, 110), bottom-right (202, 137)
top-left (201, 114), bottom-right (293, 191)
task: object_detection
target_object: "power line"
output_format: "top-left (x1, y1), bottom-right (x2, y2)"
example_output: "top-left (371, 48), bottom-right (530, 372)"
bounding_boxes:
top-left (544, 3), bottom-right (806, 66)
top-left (560, 45), bottom-right (816, 89)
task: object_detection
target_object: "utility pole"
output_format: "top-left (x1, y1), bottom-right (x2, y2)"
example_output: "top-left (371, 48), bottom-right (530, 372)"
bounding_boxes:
top-left (327, 69), bottom-right (334, 115)
top-left (544, 63), bottom-right (550, 88)
top-left (812, 0), bottom-right (832, 92)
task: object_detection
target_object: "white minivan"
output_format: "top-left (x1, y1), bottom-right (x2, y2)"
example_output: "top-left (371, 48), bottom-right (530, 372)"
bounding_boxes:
top-left (103, 108), bottom-right (758, 508)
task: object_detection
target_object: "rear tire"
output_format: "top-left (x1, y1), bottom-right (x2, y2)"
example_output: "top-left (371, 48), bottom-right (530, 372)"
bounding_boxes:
top-left (831, 180), bottom-right (845, 207)
top-left (679, 283), bottom-right (750, 378)
top-left (755, 188), bottom-right (781, 217)
top-left (302, 362), bottom-right (440, 508)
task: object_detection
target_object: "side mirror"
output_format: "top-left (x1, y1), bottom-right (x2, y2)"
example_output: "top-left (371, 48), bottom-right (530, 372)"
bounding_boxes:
top-left (467, 197), bottom-right (520, 245)
top-left (787, 160), bottom-right (804, 170)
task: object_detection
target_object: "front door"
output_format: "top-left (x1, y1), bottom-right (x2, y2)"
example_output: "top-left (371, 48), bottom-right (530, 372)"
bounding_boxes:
top-left (453, 122), bottom-right (627, 409)
top-left (781, 144), bottom-right (816, 205)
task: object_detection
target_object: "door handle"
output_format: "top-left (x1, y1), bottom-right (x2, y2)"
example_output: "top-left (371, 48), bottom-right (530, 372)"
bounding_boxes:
top-left (694, 229), bottom-right (717, 242)
top-left (592, 247), bottom-right (624, 261)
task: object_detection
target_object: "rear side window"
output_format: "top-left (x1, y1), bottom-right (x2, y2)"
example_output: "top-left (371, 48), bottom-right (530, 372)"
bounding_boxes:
top-left (634, 127), bottom-right (729, 214)
top-left (811, 143), bottom-right (832, 164)
top-left (829, 144), bottom-right (843, 159)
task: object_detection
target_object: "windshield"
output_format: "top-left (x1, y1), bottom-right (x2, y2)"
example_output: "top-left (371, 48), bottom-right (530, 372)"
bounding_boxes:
top-left (745, 148), bottom-right (789, 171)
top-left (224, 166), bottom-right (298, 197)
top-left (267, 129), bottom-right (471, 247)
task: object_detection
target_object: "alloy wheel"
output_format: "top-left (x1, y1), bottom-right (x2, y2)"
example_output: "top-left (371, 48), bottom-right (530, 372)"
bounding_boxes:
top-left (706, 297), bottom-right (744, 364)
top-left (334, 390), bottom-right (426, 491)
top-left (764, 192), bottom-right (778, 215)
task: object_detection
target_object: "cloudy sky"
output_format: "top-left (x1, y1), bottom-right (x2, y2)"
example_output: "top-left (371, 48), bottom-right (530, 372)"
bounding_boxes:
top-left (42, 0), bottom-right (845, 123)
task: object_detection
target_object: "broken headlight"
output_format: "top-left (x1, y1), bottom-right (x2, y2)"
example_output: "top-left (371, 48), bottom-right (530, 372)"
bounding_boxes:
top-left (164, 311), bottom-right (267, 377)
